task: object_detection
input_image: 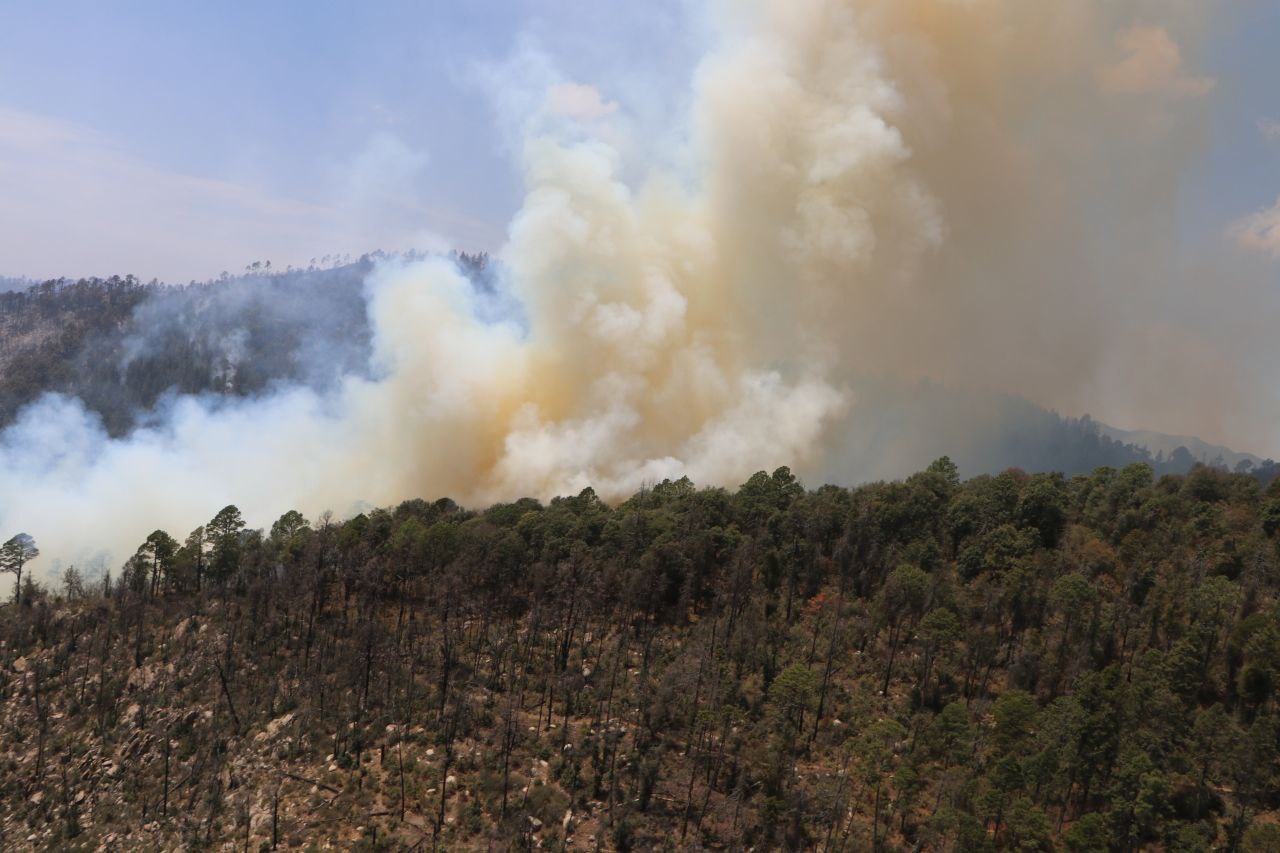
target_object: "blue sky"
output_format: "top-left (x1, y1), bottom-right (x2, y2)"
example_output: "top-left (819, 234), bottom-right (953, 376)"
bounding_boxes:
top-left (0, 0), bottom-right (702, 280)
top-left (0, 1), bottom-right (1276, 282)
top-left (1186, 1), bottom-right (1280, 244)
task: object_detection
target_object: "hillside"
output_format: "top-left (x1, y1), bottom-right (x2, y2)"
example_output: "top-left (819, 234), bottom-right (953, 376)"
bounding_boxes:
top-left (0, 253), bottom-right (491, 437)
top-left (3, 462), bottom-right (1280, 850)
top-left (1097, 426), bottom-right (1263, 474)
top-left (0, 266), bottom-right (1272, 487)
top-left (828, 380), bottom-right (1280, 485)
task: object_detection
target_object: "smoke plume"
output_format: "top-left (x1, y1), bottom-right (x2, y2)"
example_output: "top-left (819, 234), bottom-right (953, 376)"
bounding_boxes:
top-left (2, 0), bottom-right (1270, 576)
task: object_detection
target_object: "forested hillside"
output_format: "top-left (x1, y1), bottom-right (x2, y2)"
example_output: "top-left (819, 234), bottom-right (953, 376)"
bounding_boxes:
top-left (3, 461), bottom-right (1280, 850)
top-left (0, 253), bottom-right (492, 436)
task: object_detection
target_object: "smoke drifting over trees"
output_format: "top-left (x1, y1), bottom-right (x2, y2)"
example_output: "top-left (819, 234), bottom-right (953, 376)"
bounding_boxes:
top-left (0, 0), bottom-right (1277, 574)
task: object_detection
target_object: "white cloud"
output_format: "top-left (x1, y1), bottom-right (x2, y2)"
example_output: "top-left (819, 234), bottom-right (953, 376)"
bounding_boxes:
top-left (1096, 26), bottom-right (1215, 98)
top-left (545, 83), bottom-right (618, 119)
top-left (1234, 123), bottom-right (1280, 256)
top-left (1229, 197), bottom-right (1280, 257)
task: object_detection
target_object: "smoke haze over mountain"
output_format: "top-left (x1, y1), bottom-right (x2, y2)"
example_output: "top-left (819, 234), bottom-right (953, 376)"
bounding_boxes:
top-left (2, 0), bottom-right (1279, 576)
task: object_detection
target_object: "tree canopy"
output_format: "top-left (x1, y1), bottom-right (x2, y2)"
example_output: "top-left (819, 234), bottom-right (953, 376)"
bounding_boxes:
top-left (2, 460), bottom-right (1280, 848)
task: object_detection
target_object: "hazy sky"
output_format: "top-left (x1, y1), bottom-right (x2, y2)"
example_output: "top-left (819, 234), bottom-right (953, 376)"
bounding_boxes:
top-left (1, 2), bottom-right (1273, 283)
top-left (0, 1), bottom-right (706, 281)
top-left (1186, 2), bottom-right (1280, 247)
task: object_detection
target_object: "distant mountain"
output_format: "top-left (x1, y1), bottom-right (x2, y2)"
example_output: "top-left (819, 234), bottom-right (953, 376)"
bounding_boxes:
top-left (826, 377), bottom-right (1280, 487)
top-left (1098, 424), bottom-right (1264, 472)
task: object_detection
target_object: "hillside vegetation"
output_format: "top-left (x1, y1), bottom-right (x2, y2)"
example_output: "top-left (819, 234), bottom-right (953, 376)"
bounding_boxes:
top-left (0, 253), bottom-right (491, 436)
top-left (3, 461), bottom-right (1280, 850)
top-left (1, 264), bottom-right (1273, 484)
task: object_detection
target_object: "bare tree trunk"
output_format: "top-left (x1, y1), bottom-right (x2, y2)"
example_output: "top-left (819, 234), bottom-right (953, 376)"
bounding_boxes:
top-left (162, 736), bottom-right (170, 818)
top-left (215, 661), bottom-right (243, 733)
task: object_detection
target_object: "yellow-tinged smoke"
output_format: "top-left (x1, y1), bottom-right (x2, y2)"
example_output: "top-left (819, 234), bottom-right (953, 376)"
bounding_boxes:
top-left (1, 0), bottom-right (1246, 574)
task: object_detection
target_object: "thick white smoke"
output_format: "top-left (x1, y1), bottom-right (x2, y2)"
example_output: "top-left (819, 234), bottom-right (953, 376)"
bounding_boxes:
top-left (0, 0), bottom-right (1260, 578)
